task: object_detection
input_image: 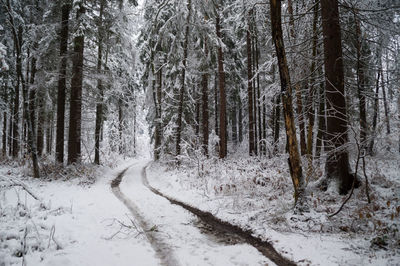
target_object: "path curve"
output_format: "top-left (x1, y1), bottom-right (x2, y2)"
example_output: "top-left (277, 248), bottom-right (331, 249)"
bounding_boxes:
top-left (111, 165), bottom-right (180, 266)
top-left (112, 161), bottom-right (295, 266)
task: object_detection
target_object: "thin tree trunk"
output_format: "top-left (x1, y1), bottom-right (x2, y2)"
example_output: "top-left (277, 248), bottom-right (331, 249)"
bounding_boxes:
top-left (154, 65), bottom-right (162, 160)
top-left (118, 98), bottom-right (123, 154)
top-left (214, 74), bottom-right (219, 138)
top-left (315, 80), bottom-right (326, 158)
top-left (175, 0), bottom-right (192, 158)
top-left (368, 71), bottom-right (380, 155)
top-left (306, 0), bottom-right (318, 177)
top-left (288, 0), bottom-right (306, 156)
top-left (238, 92), bottom-right (243, 143)
top-left (381, 68), bottom-right (390, 134)
top-left (2, 80), bottom-right (7, 156)
top-left (201, 39), bottom-right (209, 156)
top-left (255, 33), bottom-right (262, 155)
top-left (36, 90), bottom-right (45, 156)
top-left (270, 0), bottom-right (304, 203)
top-left (67, 3), bottom-right (85, 164)
top-left (216, 10), bottom-right (227, 159)
top-left (94, 0), bottom-right (105, 165)
top-left (56, 2), bottom-right (71, 164)
top-left (321, 0), bottom-right (354, 195)
top-left (354, 12), bottom-right (367, 147)
top-left (247, 11), bottom-right (255, 155)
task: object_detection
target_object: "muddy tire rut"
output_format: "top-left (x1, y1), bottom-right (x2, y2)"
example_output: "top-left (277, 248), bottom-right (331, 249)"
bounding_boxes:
top-left (111, 166), bottom-right (180, 266)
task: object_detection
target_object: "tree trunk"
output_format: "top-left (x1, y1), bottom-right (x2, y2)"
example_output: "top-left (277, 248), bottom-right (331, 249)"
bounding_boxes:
top-left (201, 39), bottom-right (209, 156)
top-left (94, 0), bottom-right (105, 165)
top-left (67, 3), bottom-right (85, 164)
top-left (56, 2), bottom-right (71, 164)
top-left (255, 33), bottom-right (262, 156)
top-left (315, 80), bottom-right (326, 158)
top-left (118, 98), bottom-right (124, 154)
top-left (288, 0), bottom-right (306, 156)
top-left (354, 12), bottom-right (367, 147)
top-left (368, 71), bottom-right (380, 155)
top-left (154, 65), bottom-right (162, 160)
top-left (27, 56), bottom-right (40, 178)
top-left (306, 0), bottom-right (318, 178)
top-left (175, 0), bottom-right (191, 158)
top-left (247, 11), bottom-right (255, 156)
top-left (321, 0), bottom-right (354, 195)
top-left (381, 67), bottom-right (390, 135)
top-left (214, 74), bottom-right (219, 139)
top-left (238, 92), bottom-right (243, 143)
top-left (270, 0), bottom-right (304, 203)
top-left (2, 81), bottom-right (7, 156)
top-left (216, 11), bottom-right (227, 159)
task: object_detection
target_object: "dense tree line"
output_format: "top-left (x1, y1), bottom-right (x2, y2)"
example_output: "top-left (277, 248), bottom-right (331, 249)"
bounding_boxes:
top-left (0, 0), bottom-right (140, 176)
top-left (1, 0), bottom-right (399, 208)
top-left (139, 0), bottom-right (400, 206)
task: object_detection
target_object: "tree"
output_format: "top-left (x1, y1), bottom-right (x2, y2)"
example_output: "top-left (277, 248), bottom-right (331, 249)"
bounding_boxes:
top-left (320, 0), bottom-right (355, 195)
top-left (94, 0), bottom-right (105, 165)
top-left (56, 1), bottom-right (71, 164)
top-left (216, 3), bottom-right (227, 159)
top-left (247, 9), bottom-right (255, 156)
top-left (270, 0), bottom-right (304, 203)
top-left (68, 2), bottom-right (85, 164)
top-left (175, 0), bottom-right (192, 158)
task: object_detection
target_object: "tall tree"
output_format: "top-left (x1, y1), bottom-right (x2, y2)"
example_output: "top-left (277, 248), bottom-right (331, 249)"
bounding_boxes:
top-left (247, 9), bottom-right (255, 156)
top-left (270, 0), bottom-right (304, 203)
top-left (67, 2), bottom-right (85, 164)
top-left (321, 0), bottom-right (354, 194)
top-left (175, 0), bottom-right (192, 158)
top-left (216, 4), bottom-right (227, 159)
top-left (56, 1), bottom-right (71, 164)
top-left (201, 37), bottom-right (209, 156)
top-left (94, 0), bottom-right (105, 165)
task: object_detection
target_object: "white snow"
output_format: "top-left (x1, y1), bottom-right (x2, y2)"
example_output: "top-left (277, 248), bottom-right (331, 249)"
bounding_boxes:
top-left (0, 160), bottom-right (159, 266)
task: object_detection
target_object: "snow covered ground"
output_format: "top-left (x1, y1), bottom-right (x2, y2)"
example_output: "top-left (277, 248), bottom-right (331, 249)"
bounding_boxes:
top-left (1, 159), bottom-right (274, 266)
top-left (1, 149), bottom-right (399, 265)
top-left (0, 160), bottom-right (159, 266)
top-left (146, 153), bottom-right (400, 266)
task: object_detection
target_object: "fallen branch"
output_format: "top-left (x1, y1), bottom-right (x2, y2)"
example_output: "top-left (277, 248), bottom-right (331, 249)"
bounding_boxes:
top-left (0, 175), bottom-right (41, 201)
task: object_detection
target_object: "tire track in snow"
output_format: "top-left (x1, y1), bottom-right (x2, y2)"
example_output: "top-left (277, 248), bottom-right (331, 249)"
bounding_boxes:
top-left (111, 165), bottom-right (180, 266)
top-left (142, 163), bottom-right (296, 266)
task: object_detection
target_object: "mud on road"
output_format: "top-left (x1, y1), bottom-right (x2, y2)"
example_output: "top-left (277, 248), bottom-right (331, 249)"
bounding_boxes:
top-left (112, 163), bottom-right (296, 266)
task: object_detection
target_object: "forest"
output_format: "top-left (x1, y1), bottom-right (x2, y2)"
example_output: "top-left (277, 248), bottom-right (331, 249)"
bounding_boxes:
top-left (0, 0), bottom-right (399, 265)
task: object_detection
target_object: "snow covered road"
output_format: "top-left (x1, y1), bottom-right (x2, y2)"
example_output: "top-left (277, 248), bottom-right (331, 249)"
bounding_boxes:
top-left (115, 160), bottom-right (274, 266)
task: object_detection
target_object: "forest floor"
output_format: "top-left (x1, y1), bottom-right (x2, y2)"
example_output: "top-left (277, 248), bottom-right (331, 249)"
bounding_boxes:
top-left (146, 151), bottom-right (400, 266)
top-left (1, 152), bottom-right (399, 266)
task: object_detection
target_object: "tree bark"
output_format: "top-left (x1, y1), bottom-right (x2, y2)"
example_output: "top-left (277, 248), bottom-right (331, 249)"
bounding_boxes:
top-left (321, 0), bottom-right (354, 195)
top-left (381, 67), bottom-right (390, 135)
top-left (306, 0), bottom-right (318, 177)
top-left (270, 0), bottom-right (304, 203)
top-left (287, 0), bottom-right (306, 156)
top-left (154, 65), bottom-right (162, 160)
top-left (56, 2), bottom-right (71, 164)
top-left (247, 11), bottom-right (255, 156)
top-left (94, 0), bottom-right (105, 165)
top-left (354, 12), bottom-right (367, 147)
top-left (368, 71), bottom-right (380, 155)
top-left (67, 3), bottom-right (85, 164)
top-left (216, 10), bottom-right (227, 159)
top-left (175, 0), bottom-right (191, 158)
top-left (201, 39), bottom-right (209, 156)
